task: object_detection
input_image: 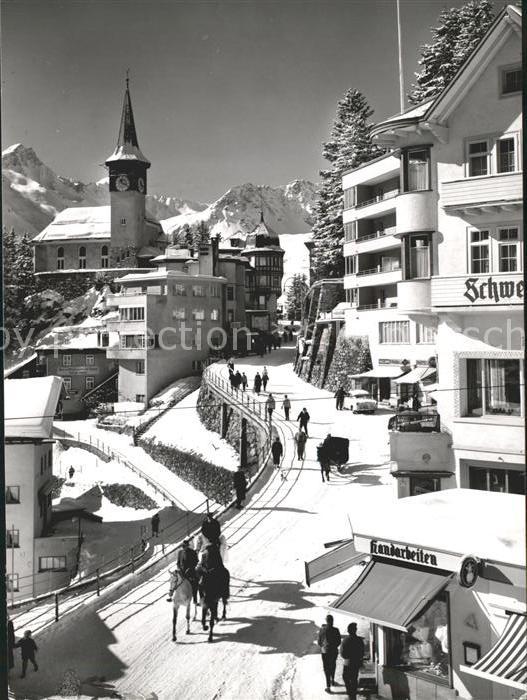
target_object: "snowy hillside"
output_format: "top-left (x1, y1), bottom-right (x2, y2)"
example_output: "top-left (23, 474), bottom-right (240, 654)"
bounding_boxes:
top-left (161, 180), bottom-right (317, 242)
top-left (1, 144), bottom-right (204, 236)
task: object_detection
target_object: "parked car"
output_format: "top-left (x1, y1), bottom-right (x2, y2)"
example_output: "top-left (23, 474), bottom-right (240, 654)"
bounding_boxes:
top-left (347, 389), bottom-right (377, 414)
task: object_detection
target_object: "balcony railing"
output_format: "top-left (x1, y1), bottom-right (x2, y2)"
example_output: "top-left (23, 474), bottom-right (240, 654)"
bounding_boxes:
top-left (357, 263), bottom-right (401, 277)
top-left (355, 189), bottom-right (399, 210)
top-left (356, 226), bottom-right (398, 243)
top-left (388, 410), bottom-right (441, 433)
top-left (355, 302), bottom-right (398, 311)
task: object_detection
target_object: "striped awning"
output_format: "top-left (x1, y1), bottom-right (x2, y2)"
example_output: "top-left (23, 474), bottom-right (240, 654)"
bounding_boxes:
top-left (461, 613), bottom-right (526, 691)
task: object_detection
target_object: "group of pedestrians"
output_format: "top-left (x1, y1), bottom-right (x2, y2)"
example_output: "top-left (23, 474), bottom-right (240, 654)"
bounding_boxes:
top-left (318, 616), bottom-right (364, 697)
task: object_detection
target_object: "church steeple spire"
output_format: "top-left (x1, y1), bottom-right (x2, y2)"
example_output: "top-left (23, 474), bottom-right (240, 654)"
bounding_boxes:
top-left (105, 75), bottom-right (150, 167)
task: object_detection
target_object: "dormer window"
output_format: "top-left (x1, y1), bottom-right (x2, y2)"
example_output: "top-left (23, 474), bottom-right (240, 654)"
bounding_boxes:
top-left (501, 65), bottom-right (522, 96)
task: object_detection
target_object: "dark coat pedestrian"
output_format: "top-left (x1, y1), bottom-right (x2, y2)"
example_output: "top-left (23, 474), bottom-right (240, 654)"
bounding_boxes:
top-left (340, 623), bottom-right (364, 700)
top-left (151, 512), bottom-right (160, 537)
top-left (335, 386), bottom-right (346, 411)
top-left (412, 392), bottom-right (421, 412)
top-left (262, 367), bottom-right (269, 391)
top-left (271, 437), bottom-right (283, 467)
top-left (282, 395), bottom-right (291, 420)
top-left (318, 615), bottom-right (342, 691)
top-left (233, 467), bottom-right (248, 508)
top-left (266, 394), bottom-right (276, 420)
top-left (234, 371), bottom-right (242, 389)
top-left (8, 617), bottom-right (15, 670)
top-left (68, 466), bottom-right (75, 479)
top-left (16, 631), bottom-right (38, 678)
top-left (241, 372), bottom-right (248, 391)
top-left (254, 373), bottom-right (262, 394)
top-left (317, 437), bottom-right (332, 482)
top-left (177, 540), bottom-right (199, 602)
top-left (227, 357), bottom-right (235, 373)
top-left (294, 430), bottom-right (307, 460)
top-left (201, 513), bottom-right (221, 543)
top-left (297, 408), bottom-right (310, 436)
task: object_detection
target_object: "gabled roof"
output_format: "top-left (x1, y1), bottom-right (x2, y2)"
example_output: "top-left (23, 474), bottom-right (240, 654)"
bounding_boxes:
top-left (4, 376), bottom-right (63, 439)
top-left (372, 5), bottom-right (521, 139)
top-left (105, 80), bottom-right (150, 166)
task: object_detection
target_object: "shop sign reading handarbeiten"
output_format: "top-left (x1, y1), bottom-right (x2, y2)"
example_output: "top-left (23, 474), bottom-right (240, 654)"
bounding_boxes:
top-left (353, 534), bottom-right (462, 572)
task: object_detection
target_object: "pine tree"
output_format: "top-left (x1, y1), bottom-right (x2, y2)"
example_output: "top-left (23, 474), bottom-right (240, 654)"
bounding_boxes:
top-left (311, 89), bottom-right (383, 281)
top-left (194, 221), bottom-right (210, 247)
top-left (285, 274), bottom-right (308, 321)
top-left (408, 0), bottom-right (495, 105)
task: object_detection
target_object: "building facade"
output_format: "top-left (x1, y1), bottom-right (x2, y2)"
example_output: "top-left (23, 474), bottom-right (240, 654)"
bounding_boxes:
top-left (33, 80), bottom-right (165, 278)
top-left (373, 5), bottom-right (524, 496)
top-left (5, 377), bottom-right (78, 601)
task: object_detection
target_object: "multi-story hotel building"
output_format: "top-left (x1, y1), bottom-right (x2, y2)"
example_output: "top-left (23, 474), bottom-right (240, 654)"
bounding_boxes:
top-left (370, 4), bottom-right (523, 497)
top-left (5, 376), bottom-right (79, 601)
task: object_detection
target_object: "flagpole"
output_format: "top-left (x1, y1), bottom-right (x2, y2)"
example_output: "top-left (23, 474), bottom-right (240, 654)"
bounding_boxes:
top-left (396, 0), bottom-right (405, 112)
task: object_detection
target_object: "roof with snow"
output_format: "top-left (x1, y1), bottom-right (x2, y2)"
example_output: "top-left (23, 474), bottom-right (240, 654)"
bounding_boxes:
top-left (243, 212), bottom-right (283, 252)
top-left (3, 353), bottom-right (38, 379)
top-left (105, 81), bottom-right (150, 166)
top-left (4, 376), bottom-right (63, 439)
top-left (33, 205), bottom-right (161, 242)
top-left (352, 488), bottom-right (525, 567)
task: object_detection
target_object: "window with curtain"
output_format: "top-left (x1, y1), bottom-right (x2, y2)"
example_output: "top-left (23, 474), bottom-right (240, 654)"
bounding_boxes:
top-left (404, 147), bottom-right (430, 191)
top-left (468, 140), bottom-right (489, 176)
top-left (405, 234), bottom-right (431, 279)
top-left (469, 231), bottom-right (489, 273)
top-left (497, 137), bottom-right (516, 173)
top-left (469, 466), bottom-right (525, 495)
top-left (379, 321), bottom-right (409, 344)
top-left (498, 228), bottom-right (519, 272)
top-left (485, 359), bottom-right (520, 416)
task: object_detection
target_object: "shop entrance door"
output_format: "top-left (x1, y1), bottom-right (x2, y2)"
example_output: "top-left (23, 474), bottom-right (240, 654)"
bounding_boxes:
top-left (379, 377), bottom-right (391, 401)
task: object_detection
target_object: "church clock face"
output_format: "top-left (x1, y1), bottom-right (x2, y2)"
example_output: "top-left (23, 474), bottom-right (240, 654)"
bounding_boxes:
top-left (115, 174), bottom-right (130, 192)
top-left (137, 177), bottom-right (145, 193)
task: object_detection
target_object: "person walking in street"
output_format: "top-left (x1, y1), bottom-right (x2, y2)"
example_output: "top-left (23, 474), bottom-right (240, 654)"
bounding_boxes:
top-left (16, 630), bottom-right (38, 678)
top-left (318, 614), bottom-right (342, 693)
top-left (294, 429), bottom-right (307, 460)
top-left (335, 386), bottom-right (347, 411)
top-left (151, 512), bottom-right (160, 538)
top-left (282, 395), bottom-right (291, 420)
top-left (233, 466), bottom-right (248, 509)
top-left (253, 372), bottom-right (262, 394)
top-left (68, 466), bottom-right (75, 480)
top-left (318, 436), bottom-right (332, 482)
top-left (340, 622), bottom-right (364, 700)
top-left (234, 370), bottom-right (242, 391)
top-left (227, 357), bottom-right (235, 373)
top-left (262, 366), bottom-right (269, 391)
top-left (241, 372), bottom-right (248, 391)
top-left (201, 511), bottom-right (221, 543)
top-left (266, 393), bottom-right (276, 421)
top-left (176, 539), bottom-right (199, 604)
top-left (297, 407), bottom-right (310, 436)
top-left (271, 436), bottom-right (283, 468)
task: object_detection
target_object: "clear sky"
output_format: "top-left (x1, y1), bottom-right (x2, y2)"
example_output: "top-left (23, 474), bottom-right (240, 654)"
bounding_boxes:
top-left (1, 0), bottom-right (505, 202)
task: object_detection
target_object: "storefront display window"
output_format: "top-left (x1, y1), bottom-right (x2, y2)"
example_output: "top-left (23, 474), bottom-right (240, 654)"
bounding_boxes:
top-left (465, 359), bottom-right (521, 417)
top-left (385, 592), bottom-right (450, 683)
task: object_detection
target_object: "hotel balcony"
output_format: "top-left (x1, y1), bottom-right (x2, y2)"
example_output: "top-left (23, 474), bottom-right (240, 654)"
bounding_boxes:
top-left (353, 188), bottom-right (399, 220)
top-left (440, 172), bottom-right (522, 215)
top-left (106, 347), bottom-right (148, 360)
top-left (397, 279), bottom-right (431, 313)
top-left (354, 267), bottom-right (402, 289)
top-left (352, 228), bottom-right (399, 255)
top-left (396, 190), bottom-right (436, 233)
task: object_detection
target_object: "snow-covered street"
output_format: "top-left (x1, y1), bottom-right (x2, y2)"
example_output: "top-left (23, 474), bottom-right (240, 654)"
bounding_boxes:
top-left (10, 347), bottom-right (394, 700)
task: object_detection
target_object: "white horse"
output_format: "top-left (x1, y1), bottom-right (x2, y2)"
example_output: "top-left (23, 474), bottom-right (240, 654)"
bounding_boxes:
top-left (167, 569), bottom-right (195, 641)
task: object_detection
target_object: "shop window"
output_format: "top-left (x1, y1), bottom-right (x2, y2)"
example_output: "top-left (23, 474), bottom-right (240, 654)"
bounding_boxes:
top-left (469, 230), bottom-right (489, 274)
top-left (5, 486), bottom-right (20, 504)
top-left (403, 147), bottom-right (431, 192)
top-left (385, 591), bottom-right (450, 683)
top-left (467, 140), bottom-right (490, 177)
top-left (501, 66), bottom-right (522, 96)
top-left (78, 246), bottom-right (87, 270)
top-left (379, 321), bottom-right (410, 344)
top-left (6, 574), bottom-right (19, 592)
top-left (469, 466), bottom-right (525, 495)
top-left (101, 245), bottom-right (109, 268)
top-left (498, 227), bottom-right (519, 272)
top-left (465, 358), bottom-right (521, 417)
top-left (409, 476), bottom-right (440, 497)
top-left (39, 556), bottom-right (67, 572)
top-left (497, 137), bottom-right (516, 174)
top-left (85, 376), bottom-right (95, 390)
top-left (404, 234), bottom-right (431, 279)
top-left (57, 247), bottom-right (65, 270)
top-left (6, 529), bottom-right (20, 548)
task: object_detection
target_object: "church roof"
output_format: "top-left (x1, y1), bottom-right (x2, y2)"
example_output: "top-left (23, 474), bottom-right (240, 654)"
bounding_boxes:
top-left (33, 206), bottom-right (112, 242)
top-left (33, 205), bottom-right (162, 242)
top-left (105, 80), bottom-right (150, 166)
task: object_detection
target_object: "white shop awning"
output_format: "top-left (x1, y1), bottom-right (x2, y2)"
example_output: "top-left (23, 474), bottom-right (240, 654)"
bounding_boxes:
top-left (460, 613), bottom-right (526, 691)
top-left (394, 367), bottom-right (436, 385)
top-left (350, 367), bottom-right (404, 379)
top-left (305, 539), bottom-right (367, 586)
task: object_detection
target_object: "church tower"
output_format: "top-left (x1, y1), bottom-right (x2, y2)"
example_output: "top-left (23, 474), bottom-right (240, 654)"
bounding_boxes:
top-left (105, 77), bottom-right (151, 265)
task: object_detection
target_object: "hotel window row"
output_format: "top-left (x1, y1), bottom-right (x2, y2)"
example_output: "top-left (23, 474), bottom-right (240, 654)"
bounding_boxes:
top-left (468, 226), bottom-right (522, 274)
top-left (379, 320), bottom-right (437, 345)
top-left (62, 354), bottom-right (96, 366)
